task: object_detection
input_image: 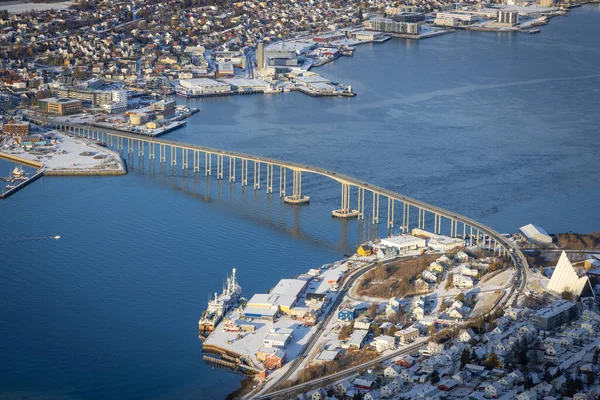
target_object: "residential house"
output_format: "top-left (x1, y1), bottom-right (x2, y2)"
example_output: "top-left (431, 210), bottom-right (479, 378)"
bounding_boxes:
top-left (484, 381), bottom-right (503, 398)
top-left (422, 270), bottom-right (437, 283)
top-left (437, 255), bottom-right (452, 268)
top-left (336, 380), bottom-right (352, 397)
top-left (516, 390), bottom-right (537, 400)
top-left (453, 274), bottom-right (474, 289)
top-left (364, 391), bottom-right (381, 400)
top-left (357, 244), bottom-right (373, 257)
top-left (499, 375), bottom-right (515, 388)
top-left (374, 335), bottom-right (396, 352)
top-left (504, 308), bottom-right (524, 320)
top-left (429, 262), bottom-right (444, 273)
top-left (381, 383), bottom-right (395, 398)
top-left (455, 251), bottom-right (470, 263)
top-left (354, 378), bottom-right (374, 390)
top-left (438, 378), bottom-right (458, 392)
top-left (458, 328), bottom-right (478, 343)
top-left (305, 388), bottom-right (327, 400)
top-left (412, 306), bottom-right (425, 321)
top-left (348, 329), bottom-right (368, 350)
top-left (384, 364), bottom-right (402, 379)
top-left (395, 327), bottom-right (419, 344)
top-left (264, 349), bottom-right (286, 369)
top-left (395, 355), bottom-right (416, 368)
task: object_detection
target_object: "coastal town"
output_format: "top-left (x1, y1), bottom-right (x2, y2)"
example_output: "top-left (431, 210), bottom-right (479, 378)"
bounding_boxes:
top-left (1, 0), bottom-right (599, 400)
top-left (198, 223), bottom-right (600, 400)
top-left (0, 0), bottom-right (587, 193)
top-left (0, 0), bottom-right (585, 123)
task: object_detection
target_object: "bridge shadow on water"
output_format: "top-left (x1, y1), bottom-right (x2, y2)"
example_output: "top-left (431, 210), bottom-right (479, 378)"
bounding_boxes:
top-left (123, 153), bottom-right (389, 256)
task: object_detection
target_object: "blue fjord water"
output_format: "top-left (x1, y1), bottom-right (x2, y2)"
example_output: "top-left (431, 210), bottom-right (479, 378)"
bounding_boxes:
top-left (1, 6), bottom-right (599, 399)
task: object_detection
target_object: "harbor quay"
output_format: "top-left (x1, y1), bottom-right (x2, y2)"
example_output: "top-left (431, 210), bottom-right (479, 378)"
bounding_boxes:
top-left (201, 261), bottom-right (355, 378)
top-left (0, 127), bottom-right (126, 199)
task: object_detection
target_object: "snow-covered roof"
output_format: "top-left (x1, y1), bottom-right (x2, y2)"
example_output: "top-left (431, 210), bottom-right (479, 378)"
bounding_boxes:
top-left (519, 223), bottom-right (552, 244)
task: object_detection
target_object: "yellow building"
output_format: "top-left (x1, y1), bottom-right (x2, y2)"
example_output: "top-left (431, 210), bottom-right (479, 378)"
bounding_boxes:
top-left (357, 244), bottom-right (373, 257)
top-left (428, 262), bottom-right (444, 273)
top-left (146, 120), bottom-right (166, 130)
top-left (38, 98), bottom-right (82, 116)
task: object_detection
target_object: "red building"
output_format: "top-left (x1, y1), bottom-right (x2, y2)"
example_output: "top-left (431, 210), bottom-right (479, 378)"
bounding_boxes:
top-left (264, 350), bottom-right (285, 370)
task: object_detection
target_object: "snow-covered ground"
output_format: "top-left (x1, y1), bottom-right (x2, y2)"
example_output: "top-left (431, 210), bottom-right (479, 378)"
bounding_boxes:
top-left (204, 262), bottom-right (353, 383)
top-left (0, 1), bottom-right (73, 14)
top-left (204, 310), bottom-right (317, 370)
top-left (2, 132), bottom-right (125, 174)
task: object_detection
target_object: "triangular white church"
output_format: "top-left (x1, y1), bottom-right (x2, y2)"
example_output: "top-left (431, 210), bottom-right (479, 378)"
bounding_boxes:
top-left (547, 251), bottom-right (589, 297)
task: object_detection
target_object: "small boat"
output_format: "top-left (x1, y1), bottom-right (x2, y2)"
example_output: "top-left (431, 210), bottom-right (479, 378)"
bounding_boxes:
top-left (11, 166), bottom-right (24, 179)
top-left (54, 235), bottom-right (61, 240)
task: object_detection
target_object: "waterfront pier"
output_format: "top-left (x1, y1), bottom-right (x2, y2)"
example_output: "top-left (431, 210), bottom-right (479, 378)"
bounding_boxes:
top-left (29, 116), bottom-right (518, 259)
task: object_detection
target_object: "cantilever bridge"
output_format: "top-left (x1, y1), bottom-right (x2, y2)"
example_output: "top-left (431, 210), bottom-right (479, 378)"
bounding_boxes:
top-left (32, 117), bottom-right (524, 262)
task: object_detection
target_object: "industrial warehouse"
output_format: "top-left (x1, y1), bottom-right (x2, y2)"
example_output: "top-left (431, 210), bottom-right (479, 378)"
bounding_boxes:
top-left (202, 261), bottom-right (349, 373)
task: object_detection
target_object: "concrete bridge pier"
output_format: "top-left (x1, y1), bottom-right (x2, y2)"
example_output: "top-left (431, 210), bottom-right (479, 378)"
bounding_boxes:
top-left (357, 187), bottom-right (365, 220)
top-left (371, 192), bottom-right (380, 225)
top-left (279, 167), bottom-right (286, 197)
top-left (182, 148), bottom-right (189, 170)
top-left (266, 164), bottom-right (274, 194)
top-left (284, 170), bottom-right (309, 205)
top-left (387, 197), bottom-right (395, 229)
top-left (205, 152), bottom-right (211, 176)
top-left (253, 161), bottom-right (260, 190)
top-left (170, 146), bottom-right (176, 166)
top-left (149, 143), bottom-right (155, 160)
top-left (241, 159), bottom-right (248, 186)
top-left (216, 154), bottom-right (224, 179)
top-left (402, 203), bottom-right (410, 233)
top-left (228, 157), bottom-right (235, 182)
top-left (332, 183), bottom-right (359, 219)
top-left (159, 144), bottom-right (166, 163)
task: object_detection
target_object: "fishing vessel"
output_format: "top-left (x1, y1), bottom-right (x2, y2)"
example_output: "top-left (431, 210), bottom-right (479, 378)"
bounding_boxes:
top-left (199, 268), bottom-right (241, 335)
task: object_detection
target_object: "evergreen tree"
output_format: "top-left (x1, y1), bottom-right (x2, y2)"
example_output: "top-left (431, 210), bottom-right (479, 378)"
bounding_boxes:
top-left (460, 348), bottom-right (470, 369)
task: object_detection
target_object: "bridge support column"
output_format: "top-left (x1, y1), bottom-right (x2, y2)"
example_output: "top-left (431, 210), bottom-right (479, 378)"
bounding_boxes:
top-left (205, 153), bottom-right (211, 176)
top-left (266, 164), bottom-right (273, 193)
top-left (182, 148), bottom-right (188, 169)
top-left (241, 159), bottom-right (248, 186)
top-left (284, 170), bottom-right (309, 205)
top-left (332, 183), bottom-right (358, 219)
top-left (159, 144), bottom-right (166, 163)
top-left (387, 198), bottom-right (394, 229)
top-left (149, 143), bottom-right (155, 160)
top-left (372, 192), bottom-right (380, 225)
top-left (253, 161), bottom-right (260, 190)
top-left (216, 154), bottom-right (223, 179)
top-left (170, 146), bottom-right (176, 166)
top-left (128, 138), bottom-right (134, 154)
top-left (279, 167), bottom-right (286, 196)
top-left (357, 187), bottom-right (365, 220)
top-left (229, 157), bottom-right (235, 182)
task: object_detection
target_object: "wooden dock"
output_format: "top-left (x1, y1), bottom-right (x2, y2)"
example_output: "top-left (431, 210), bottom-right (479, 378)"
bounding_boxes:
top-left (202, 344), bottom-right (263, 376)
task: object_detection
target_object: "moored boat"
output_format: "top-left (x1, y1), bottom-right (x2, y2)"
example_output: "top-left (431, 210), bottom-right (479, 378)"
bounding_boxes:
top-left (199, 268), bottom-right (242, 335)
